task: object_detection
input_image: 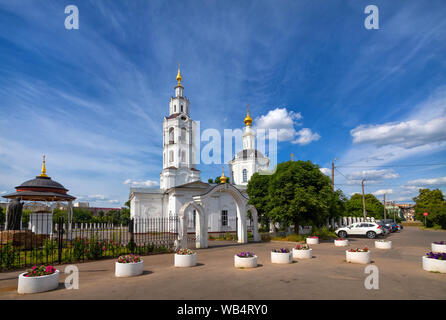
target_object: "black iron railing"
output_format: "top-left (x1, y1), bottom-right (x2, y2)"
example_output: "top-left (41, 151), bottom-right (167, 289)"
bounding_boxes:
top-left (0, 216), bottom-right (178, 272)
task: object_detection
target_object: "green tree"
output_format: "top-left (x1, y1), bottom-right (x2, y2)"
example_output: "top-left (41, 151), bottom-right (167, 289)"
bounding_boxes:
top-left (345, 193), bottom-right (384, 219)
top-left (246, 172), bottom-right (271, 228)
top-left (73, 208), bottom-right (93, 223)
top-left (208, 178), bottom-right (214, 183)
top-left (413, 188), bottom-right (446, 229)
top-left (52, 208), bottom-right (67, 223)
top-left (265, 160), bottom-right (339, 234)
top-left (120, 201), bottom-right (131, 225)
top-left (214, 176), bottom-right (221, 184)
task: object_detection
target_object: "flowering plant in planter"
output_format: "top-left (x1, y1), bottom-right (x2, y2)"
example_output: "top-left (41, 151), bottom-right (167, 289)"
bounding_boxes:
top-left (336, 238), bottom-right (346, 241)
top-left (236, 251), bottom-right (255, 258)
top-left (308, 236), bottom-right (319, 239)
top-left (426, 252), bottom-right (446, 260)
top-left (24, 265), bottom-right (56, 277)
top-left (348, 248), bottom-right (368, 252)
top-left (272, 248), bottom-right (290, 253)
top-left (117, 254), bottom-right (141, 263)
top-left (176, 248), bottom-right (195, 255)
top-left (295, 244), bottom-right (311, 250)
top-left (433, 241), bottom-right (445, 245)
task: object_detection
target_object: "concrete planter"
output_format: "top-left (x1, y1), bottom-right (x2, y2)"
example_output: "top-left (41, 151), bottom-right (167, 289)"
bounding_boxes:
top-left (422, 256), bottom-right (446, 273)
top-left (334, 239), bottom-right (349, 247)
top-left (375, 240), bottom-right (392, 249)
top-left (234, 255), bottom-right (257, 268)
top-left (115, 261), bottom-right (144, 277)
top-left (306, 237), bottom-right (319, 245)
top-left (292, 248), bottom-right (312, 259)
top-left (18, 270), bottom-right (59, 294)
top-left (271, 251), bottom-right (292, 264)
top-left (346, 251), bottom-right (371, 264)
top-left (175, 253), bottom-right (197, 267)
top-left (431, 243), bottom-right (446, 253)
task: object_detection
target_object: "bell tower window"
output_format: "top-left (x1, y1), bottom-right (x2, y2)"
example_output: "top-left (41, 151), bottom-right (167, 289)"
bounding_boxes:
top-left (169, 127), bottom-right (174, 144)
top-left (243, 169), bottom-right (247, 182)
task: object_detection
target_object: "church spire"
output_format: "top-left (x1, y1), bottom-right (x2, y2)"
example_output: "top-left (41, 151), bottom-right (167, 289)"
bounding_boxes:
top-left (244, 104), bottom-right (253, 126)
top-left (176, 64), bottom-right (183, 87)
top-left (39, 154), bottom-right (48, 177)
top-left (220, 166), bottom-right (228, 184)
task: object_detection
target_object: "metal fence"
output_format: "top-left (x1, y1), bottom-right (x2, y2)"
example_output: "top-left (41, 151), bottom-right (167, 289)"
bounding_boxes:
top-left (0, 216), bottom-right (179, 272)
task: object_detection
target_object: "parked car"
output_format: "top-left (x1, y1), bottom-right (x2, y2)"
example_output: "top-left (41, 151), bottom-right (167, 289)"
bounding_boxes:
top-left (383, 221), bottom-right (398, 232)
top-left (377, 222), bottom-right (390, 235)
top-left (335, 222), bottom-right (384, 239)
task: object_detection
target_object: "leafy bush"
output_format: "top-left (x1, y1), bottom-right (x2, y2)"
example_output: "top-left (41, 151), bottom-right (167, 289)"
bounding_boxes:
top-left (0, 242), bottom-right (17, 269)
top-left (43, 239), bottom-right (58, 257)
top-left (311, 226), bottom-right (337, 239)
top-left (271, 234), bottom-right (305, 242)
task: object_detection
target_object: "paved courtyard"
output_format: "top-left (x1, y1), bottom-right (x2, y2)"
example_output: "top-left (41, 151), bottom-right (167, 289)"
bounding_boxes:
top-left (0, 227), bottom-right (445, 300)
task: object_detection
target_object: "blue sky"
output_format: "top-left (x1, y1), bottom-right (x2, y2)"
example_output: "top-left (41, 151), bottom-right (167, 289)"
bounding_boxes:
top-left (0, 0), bottom-right (445, 207)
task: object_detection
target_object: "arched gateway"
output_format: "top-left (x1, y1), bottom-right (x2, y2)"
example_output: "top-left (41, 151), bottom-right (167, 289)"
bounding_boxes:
top-left (178, 183), bottom-right (260, 249)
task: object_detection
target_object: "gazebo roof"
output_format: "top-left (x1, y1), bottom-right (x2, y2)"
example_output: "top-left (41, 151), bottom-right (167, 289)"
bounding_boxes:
top-left (2, 155), bottom-right (76, 202)
top-left (2, 190), bottom-right (75, 201)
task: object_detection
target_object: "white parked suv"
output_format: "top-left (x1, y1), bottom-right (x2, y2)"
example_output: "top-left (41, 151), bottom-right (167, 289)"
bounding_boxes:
top-left (335, 222), bottom-right (383, 239)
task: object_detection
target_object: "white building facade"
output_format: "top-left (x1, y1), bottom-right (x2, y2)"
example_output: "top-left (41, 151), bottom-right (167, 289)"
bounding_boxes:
top-left (129, 68), bottom-right (269, 248)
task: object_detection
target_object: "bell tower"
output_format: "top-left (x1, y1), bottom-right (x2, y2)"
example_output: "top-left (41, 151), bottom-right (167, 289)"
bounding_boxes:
top-left (160, 67), bottom-right (200, 190)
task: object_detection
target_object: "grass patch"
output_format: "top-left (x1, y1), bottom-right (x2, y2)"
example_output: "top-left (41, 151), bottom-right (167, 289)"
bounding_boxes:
top-left (270, 226), bottom-right (338, 242)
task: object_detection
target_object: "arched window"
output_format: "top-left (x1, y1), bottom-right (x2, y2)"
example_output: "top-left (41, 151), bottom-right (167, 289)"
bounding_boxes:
top-left (174, 105), bottom-right (176, 113)
top-left (181, 105), bottom-right (184, 112)
top-left (181, 127), bottom-right (187, 142)
top-left (169, 150), bottom-right (174, 162)
top-left (169, 127), bottom-right (174, 144)
top-left (242, 169), bottom-right (248, 182)
top-left (181, 150), bottom-right (186, 162)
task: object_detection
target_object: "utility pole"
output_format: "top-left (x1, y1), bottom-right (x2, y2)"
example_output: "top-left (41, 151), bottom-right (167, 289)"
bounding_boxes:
top-left (383, 193), bottom-right (386, 220)
top-left (362, 179), bottom-right (367, 219)
top-left (393, 203), bottom-right (396, 223)
top-left (331, 162), bottom-right (335, 192)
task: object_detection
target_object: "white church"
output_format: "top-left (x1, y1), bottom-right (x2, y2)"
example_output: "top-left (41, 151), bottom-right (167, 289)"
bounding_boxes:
top-left (129, 68), bottom-right (270, 248)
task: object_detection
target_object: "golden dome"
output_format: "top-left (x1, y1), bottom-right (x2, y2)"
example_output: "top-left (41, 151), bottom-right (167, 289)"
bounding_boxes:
top-left (39, 154), bottom-right (48, 177)
top-left (220, 166), bottom-right (228, 184)
top-left (176, 66), bottom-right (182, 87)
top-left (244, 104), bottom-right (252, 126)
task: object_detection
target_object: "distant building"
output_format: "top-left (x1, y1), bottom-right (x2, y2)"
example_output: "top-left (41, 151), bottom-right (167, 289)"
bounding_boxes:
top-left (74, 202), bottom-right (90, 208)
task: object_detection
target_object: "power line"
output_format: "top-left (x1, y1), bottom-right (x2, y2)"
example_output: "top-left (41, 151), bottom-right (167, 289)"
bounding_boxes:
top-left (336, 163), bottom-right (446, 168)
top-left (334, 167), bottom-right (353, 182)
top-left (334, 183), bottom-right (446, 187)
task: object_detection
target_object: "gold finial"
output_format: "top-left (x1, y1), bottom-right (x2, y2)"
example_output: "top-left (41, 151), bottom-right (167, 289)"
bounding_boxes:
top-left (244, 104), bottom-right (253, 126)
top-left (220, 166), bottom-right (228, 184)
top-left (40, 154), bottom-right (48, 177)
top-left (176, 64), bottom-right (182, 87)
top-left (291, 153), bottom-right (294, 161)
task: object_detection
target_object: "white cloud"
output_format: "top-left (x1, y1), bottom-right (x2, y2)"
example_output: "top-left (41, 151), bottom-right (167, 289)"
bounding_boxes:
top-left (124, 179), bottom-right (159, 188)
top-left (373, 189), bottom-right (393, 196)
top-left (347, 169), bottom-right (399, 181)
top-left (254, 107), bottom-right (320, 145)
top-left (406, 176), bottom-right (446, 186)
top-left (0, 191), bottom-right (6, 195)
top-left (320, 168), bottom-right (331, 176)
top-left (292, 128), bottom-right (321, 145)
top-left (351, 116), bottom-right (446, 149)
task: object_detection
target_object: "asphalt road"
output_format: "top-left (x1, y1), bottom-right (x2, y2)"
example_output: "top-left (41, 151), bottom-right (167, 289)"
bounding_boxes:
top-left (0, 226), bottom-right (445, 300)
